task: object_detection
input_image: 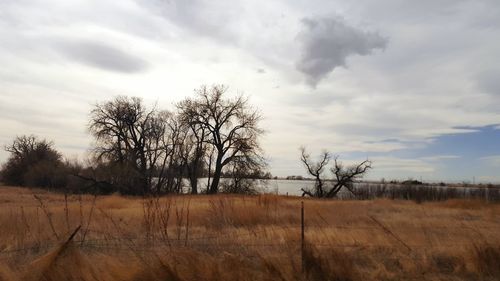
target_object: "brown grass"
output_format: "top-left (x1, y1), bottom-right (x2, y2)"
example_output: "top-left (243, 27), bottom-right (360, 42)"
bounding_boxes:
top-left (0, 186), bottom-right (499, 281)
top-left (471, 244), bottom-right (500, 277)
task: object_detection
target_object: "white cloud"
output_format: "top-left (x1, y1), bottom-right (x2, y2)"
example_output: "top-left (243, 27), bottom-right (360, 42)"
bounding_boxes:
top-left (419, 155), bottom-right (461, 162)
top-left (370, 157), bottom-right (435, 173)
top-left (479, 155), bottom-right (500, 167)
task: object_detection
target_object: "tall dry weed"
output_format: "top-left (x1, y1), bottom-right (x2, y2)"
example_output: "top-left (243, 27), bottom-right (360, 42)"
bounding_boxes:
top-left (21, 242), bottom-right (99, 281)
top-left (471, 244), bottom-right (500, 278)
top-left (0, 264), bottom-right (16, 281)
top-left (0, 187), bottom-right (499, 281)
top-left (303, 243), bottom-right (359, 281)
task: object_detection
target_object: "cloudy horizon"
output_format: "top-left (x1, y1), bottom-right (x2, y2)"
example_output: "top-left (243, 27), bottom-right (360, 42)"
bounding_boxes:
top-left (1, 0), bottom-right (500, 183)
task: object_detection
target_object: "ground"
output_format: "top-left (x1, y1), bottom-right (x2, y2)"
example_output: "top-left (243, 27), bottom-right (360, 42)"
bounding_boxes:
top-left (0, 186), bottom-right (499, 281)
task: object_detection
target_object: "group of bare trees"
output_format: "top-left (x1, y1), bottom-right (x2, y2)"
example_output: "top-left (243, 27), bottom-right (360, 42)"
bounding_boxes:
top-left (0, 85), bottom-right (265, 195)
top-left (1, 84), bottom-right (372, 198)
top-left (85, 85), bottom-right (265, 195)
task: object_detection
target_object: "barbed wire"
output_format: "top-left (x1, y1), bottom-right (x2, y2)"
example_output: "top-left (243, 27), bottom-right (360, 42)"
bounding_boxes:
top-left (1, 212), bottom-right (498, 258)
top-left (1, 229), bottom-right (496, 258)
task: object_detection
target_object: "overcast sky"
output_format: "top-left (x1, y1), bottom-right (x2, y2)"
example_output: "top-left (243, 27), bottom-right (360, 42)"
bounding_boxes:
top-left (1, 0), bottom-right (500, 182)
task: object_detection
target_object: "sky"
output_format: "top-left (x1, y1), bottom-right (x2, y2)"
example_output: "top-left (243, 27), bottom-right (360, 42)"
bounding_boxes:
top-left (1, 0), bottom-right (500, 183)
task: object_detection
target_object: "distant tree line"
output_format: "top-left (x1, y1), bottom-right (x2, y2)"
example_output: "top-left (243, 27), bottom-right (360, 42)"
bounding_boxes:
top-left (0, 85), bottom-right (267, 195)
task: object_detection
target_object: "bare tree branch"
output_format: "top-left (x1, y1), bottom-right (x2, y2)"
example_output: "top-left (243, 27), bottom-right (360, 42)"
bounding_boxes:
top-left (177, 85), bottom-right (264, 194)
top-left (300, 147), bottom-right (372, 198)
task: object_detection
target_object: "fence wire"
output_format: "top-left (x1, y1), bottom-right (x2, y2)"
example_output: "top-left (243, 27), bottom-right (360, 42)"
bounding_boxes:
top-left (1, 223), bottom-right (498, 259)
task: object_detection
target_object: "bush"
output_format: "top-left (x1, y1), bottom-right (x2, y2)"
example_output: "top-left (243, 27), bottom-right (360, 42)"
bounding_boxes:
top-left (1, 135), bottom-right (64, 188)
top-left (472, 244), bottom-right (500, 278)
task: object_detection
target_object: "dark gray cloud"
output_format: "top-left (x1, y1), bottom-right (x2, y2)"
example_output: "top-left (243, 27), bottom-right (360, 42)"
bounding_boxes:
top-left (56, 40), bottom-right (148, 73)
top-left (296, 17), bottom-right (387, 86)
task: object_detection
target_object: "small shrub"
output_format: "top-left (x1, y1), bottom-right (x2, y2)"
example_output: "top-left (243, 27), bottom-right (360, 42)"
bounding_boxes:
top-left (471, 244), bottom-right (500, 278)
top-left (303, 243), bottom-right (359, 281)
top-left (432, 253), bottom-right (464, 274)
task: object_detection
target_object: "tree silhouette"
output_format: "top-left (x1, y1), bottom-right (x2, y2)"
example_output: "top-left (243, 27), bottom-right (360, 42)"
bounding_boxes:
top-left (300, 147), bottom-right (372, 198)
top-left (178, 85), bottom-right (264, 194)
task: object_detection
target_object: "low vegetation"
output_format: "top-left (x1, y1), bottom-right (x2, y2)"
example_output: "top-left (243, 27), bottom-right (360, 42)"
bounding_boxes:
top-left (0, 186), bottom-right (499, 281)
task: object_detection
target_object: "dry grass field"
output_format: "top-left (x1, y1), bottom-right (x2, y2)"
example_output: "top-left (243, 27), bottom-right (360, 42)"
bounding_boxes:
top-left (0, 186), bottom-right (499, 281)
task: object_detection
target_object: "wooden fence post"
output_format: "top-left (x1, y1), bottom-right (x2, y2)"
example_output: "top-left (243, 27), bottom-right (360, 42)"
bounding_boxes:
top-left (301, 201), bottom-right (305, 274)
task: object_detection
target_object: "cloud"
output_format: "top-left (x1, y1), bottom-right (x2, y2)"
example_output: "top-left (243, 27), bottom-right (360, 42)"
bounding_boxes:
top-left (1, 0), bottom-right (500, 182)
top-left (479, 155), bottom-right (500, 167)
top-left (296, 17), bottom-right (387, 86)
top-left (477, 68), bottom-right (500, 95)
top-left (419, 155), bottom-right (461, 161)
top-left (139, 0), bottom-right (241, 42)
top-left (56, 40), bottom-right (149, 73)
top-left (366, 156), bottom-right (436, 174)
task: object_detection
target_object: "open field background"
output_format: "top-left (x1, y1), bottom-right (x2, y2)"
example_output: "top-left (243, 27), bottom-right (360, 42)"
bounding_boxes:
top-left (0, 186), bottom-right (499, 281)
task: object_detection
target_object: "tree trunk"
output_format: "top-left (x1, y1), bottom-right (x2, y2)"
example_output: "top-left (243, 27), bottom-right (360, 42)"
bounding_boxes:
top-left (187, 158), bottom-right (200, 194)
top-left (139, 153), bottom-right (149, 195)
top-left (190, 174), bottom-right (198, 194)
top-left (209, 155), bottom-right (223, 194)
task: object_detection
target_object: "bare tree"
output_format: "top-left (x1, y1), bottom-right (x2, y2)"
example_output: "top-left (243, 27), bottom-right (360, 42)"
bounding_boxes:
top-left (299, 147), bottom-right (330, 197)
top-left (328, 157), bottom-right (372, 197)
top-left (300, 147), bottom-right (372, 198)
top-left (177, 85), bottom-right (264, 194)
top-left (161, 113), bottom-right (189, 194)
top-left (177, 113), bottom-right (207, 194)
top-left (88, 96), bottom-right (173, 195)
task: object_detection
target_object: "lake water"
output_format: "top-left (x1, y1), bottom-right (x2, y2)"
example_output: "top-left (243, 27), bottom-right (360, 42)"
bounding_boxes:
top-left (194, 178), bottom-right (318, 196)
top-left (256, 179), bottom-right (367, 196)
top-left (258, 179), bottom-right (316, 195)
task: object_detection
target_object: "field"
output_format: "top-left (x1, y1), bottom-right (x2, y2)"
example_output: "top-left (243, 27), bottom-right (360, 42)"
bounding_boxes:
top-left (0, 186), bottom-right (499, 281)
